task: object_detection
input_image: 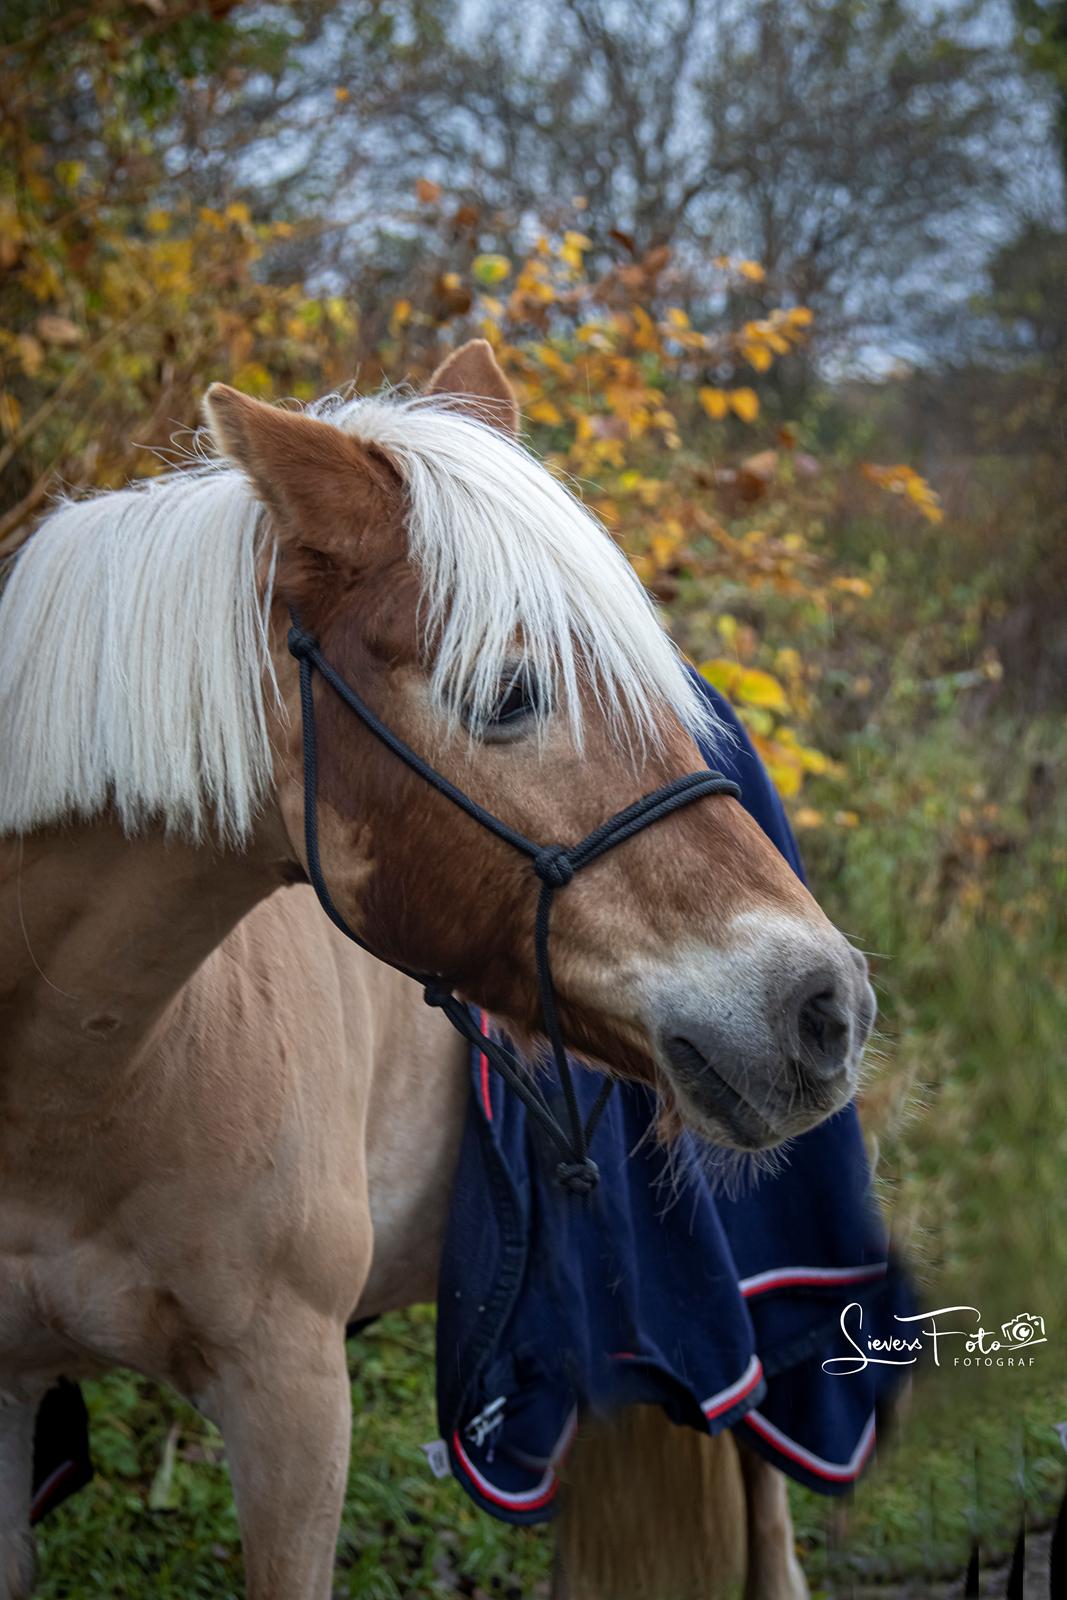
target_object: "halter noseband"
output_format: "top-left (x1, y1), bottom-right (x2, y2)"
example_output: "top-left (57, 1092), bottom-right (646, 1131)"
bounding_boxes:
top-left (287, 615), bottom-right (740, 1195)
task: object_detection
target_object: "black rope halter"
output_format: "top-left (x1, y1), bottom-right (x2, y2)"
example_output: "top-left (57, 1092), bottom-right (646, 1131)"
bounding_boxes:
top-left (287, 613), bottom-right (741, 1195)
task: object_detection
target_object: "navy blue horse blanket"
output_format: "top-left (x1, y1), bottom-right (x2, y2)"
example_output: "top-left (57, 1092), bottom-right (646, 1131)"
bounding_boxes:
top-left (435, 673), bottom-right (910, 1523)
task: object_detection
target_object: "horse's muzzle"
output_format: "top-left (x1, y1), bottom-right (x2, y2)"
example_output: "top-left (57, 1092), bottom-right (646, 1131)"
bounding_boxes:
top-left (647, 920), bottom-right (876, 1150)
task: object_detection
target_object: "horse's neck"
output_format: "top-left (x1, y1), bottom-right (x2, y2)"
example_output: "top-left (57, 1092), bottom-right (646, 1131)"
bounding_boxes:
top-left (0, 818), bottom-right (281, 1089)
top-left (0, 816), bottom-right (469, 1316)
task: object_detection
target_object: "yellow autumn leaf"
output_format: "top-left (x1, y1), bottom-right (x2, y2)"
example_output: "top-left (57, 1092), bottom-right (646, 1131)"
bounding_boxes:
top-left (730, 387), bottom-right (760, 423)
top-left (697, 658), bottom-right (738, 695)
top-left (146, 209), bottom-right (171, 235)
top-left (862, 462), bottom-right (944, 524)
top-left (472, 253), bottom-right (511, 286)
top-left (698, 386), bottom-right (729, 420)
top-left (797, 746), bottom-right (830, 775)
top-left (831, 576), bottom-right (873, 598)
top-left (533, 345), bottom-right (571, 377)
top-left (738, 259), bottom-right (766, 282)
top-left (742, 343), bottom-right (774, 373)
top-left (741, 706), bottom-right (774, 736)
top-left (527, 398), bottom-right (563, 425)
top-left (763, 756), bottom-right (803, 798)
top-left (788, 306), bottom-right (814, 326)
top-left (650, 532), bottom-right (680, 568)
top-left (605, 382), bottom-right (644, 419)
top-left (0, 392), bottom-right (22, 435)
top-left (735, 666), bottom-right (788, 710)
top-left (699, 661), bottom-right (788, 715)
top-left (793, 807), bottom-right (824, 829)
top-left (231, 361), bottom-right (272, 396)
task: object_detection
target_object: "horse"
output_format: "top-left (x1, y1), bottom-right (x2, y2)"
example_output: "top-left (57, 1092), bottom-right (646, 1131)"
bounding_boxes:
top-left (0, 339), bottom-right (876, 1598)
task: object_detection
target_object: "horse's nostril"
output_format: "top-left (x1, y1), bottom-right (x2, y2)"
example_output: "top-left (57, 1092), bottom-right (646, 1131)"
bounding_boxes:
top-left (795, 984), bottom-right (849, 1075)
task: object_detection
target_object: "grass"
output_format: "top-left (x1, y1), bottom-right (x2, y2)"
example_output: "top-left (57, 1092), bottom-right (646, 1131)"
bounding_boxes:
top-left (791, 709), bottom-right (1067, 1589)
top-left (35, 711), bottom-right (1067, 1597)
top-left (793, 1372), bottom-right (1067, 1592)
top-left (36, 1312), bottom-right (554, 1599)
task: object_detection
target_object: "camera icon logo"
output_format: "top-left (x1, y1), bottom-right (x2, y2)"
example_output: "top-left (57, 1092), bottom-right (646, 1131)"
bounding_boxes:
top-left (1001, 1312), bottom-right (1046, 1346)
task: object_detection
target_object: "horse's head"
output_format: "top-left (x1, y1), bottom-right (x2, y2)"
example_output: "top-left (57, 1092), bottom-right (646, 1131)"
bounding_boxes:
top-left (205, 344), bottom-right (875, 1151)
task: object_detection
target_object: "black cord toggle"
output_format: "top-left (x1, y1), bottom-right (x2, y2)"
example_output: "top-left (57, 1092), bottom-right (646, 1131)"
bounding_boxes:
top-left (533, 845), bottom-right (575, 888)
top-left (555, 1158), bottom-right (600, 1195)
top-left (287, 625), bottom-right (319, 661)
top-left (423, 980), bottom-right (454, 1009)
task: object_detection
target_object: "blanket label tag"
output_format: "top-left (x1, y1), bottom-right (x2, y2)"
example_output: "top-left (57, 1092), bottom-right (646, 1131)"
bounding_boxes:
top-left (420, 1439), bottom-right (452, 1479)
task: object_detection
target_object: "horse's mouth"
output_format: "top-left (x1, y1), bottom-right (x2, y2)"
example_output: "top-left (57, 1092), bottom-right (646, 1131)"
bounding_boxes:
top-left (660, 1035), bottom-right (779, 1150)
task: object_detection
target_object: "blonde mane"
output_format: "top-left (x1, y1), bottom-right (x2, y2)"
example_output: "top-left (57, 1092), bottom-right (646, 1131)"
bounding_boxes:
top-left (0, 388), bottom-right (715, 843)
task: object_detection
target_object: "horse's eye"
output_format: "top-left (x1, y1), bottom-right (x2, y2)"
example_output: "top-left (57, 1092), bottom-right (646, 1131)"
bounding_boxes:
top-left (491, 675), bottom-right (535, 726)
top-left (471, 666), bottom-right (542, 740)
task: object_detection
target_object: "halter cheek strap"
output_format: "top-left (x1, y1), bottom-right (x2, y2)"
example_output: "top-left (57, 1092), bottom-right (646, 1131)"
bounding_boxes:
top-left (287, 614), bottom-right (740, 1195)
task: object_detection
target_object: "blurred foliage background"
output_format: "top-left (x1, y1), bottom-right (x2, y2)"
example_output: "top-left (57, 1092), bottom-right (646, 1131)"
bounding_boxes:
top-left (2, 1), bottom-right (1066, 1594)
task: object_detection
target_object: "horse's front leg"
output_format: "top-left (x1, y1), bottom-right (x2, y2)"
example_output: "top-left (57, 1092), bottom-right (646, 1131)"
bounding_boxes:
top-left (736, 1440), bottom-right (809, 1600)
top-left (210, 1308), bottom-right (351, 1600)
top-left (0, 1389), bottom-right (40, 1600)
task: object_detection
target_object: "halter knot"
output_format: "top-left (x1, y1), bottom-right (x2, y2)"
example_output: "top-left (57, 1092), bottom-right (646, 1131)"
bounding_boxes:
top-left (423, 980), bottom-right (454, 1009)
top-left (555, 1158), bottom-right (600, 1195)
top-left (533, 846), bottom-right (575, 889)
top-left (287, 625), bottom-right (318, 661)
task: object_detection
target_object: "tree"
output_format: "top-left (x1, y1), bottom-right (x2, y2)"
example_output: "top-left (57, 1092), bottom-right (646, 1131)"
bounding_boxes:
top-left (1015, 0), bottom-right (1067, 173)
top-left (0, 1), bottom-right (367, 535)
top-left (278, 0), bottom-right (1045, 363)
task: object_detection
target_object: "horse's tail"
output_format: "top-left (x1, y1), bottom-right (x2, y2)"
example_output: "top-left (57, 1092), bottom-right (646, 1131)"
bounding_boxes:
top-left (556, 1407), bottom-right (746, 1599)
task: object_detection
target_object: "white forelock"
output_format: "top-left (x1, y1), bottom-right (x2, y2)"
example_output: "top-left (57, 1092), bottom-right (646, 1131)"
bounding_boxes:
top-left (0, 387), bottom-right (716, 842)
top-left (324, 391), bottom-right (717, 751)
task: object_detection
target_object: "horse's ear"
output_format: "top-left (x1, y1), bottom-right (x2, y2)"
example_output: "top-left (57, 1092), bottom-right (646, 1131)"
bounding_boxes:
top-left (428, 338), bottom-right (519, 438)
top-left (203, 385), bottom-right (399, 557)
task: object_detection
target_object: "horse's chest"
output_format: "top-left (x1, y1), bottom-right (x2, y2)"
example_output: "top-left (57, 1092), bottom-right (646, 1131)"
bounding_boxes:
top-left (0, 1210), bottom-right (139, 1391)
top-left (0, 1184), bottom-right (231, 1403)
